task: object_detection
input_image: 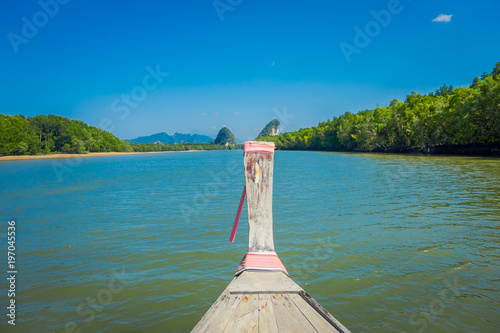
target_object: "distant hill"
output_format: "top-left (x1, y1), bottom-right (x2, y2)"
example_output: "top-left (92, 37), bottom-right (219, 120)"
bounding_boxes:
top-left (129, 132), bottom-right (213, 144)
top-left (257, 119), bottom-right (280, 139)
top-left (172, 133), bottom-right (213, 144)
top-left (214, 127), bottom-right (236, 146)
top-left (130, 132), bottom-right (174, 144)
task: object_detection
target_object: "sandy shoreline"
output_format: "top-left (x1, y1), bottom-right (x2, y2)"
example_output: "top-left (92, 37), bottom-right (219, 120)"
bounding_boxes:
top-left (0, 150), bottom-right (202, 162)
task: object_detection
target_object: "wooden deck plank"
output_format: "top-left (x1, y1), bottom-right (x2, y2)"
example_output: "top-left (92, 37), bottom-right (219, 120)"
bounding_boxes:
top-left (298, 291), bottom-right (352, 333)
top-left (227, 271), bottom-right (303, 293)
top-left (258, 294), bottom-right (279, 333)
top-left (270, 294), bottom-right (319, 332)
top-left (222, 294), bottom-right (259, 333)
top-left (191, 293), bottom-right (242, 332)
top-left (191, 292), bottom-right (229, 332)
top-left (289, 293), bottom-right (341, 333)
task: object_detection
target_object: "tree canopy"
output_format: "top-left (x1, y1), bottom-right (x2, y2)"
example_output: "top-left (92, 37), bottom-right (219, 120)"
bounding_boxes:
top-left (257, 62), bottom-right (500, 154)
top-left (0, 114), bottom-right (228, 156)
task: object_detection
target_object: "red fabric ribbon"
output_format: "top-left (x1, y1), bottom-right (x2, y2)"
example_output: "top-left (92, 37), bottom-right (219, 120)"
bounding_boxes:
top-left (229, 184), bottom-right (246, 242)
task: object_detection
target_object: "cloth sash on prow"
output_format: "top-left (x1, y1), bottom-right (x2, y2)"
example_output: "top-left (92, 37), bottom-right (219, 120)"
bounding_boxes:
top-left (235, 141), bottom-right (288, 276)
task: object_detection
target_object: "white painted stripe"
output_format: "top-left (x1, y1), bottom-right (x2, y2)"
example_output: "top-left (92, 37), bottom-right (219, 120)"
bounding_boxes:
top-left (246, 251), bottom-right (277, 255)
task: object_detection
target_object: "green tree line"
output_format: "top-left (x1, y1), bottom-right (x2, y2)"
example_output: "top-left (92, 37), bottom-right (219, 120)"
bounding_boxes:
top-left (258, 63), bottom-right (500, 153)
top-left (130, 142), bottom-right (228, 152)
top-left (0, 114), bottom-right (228, 156)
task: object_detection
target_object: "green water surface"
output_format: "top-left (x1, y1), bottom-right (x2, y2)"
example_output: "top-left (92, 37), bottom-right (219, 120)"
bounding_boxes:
top-left (0, 150), bottom-right (499, 332)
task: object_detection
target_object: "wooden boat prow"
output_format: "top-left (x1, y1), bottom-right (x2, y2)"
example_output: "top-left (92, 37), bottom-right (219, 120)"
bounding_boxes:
top-left (192, 270), bottom-right (350, 332)
top-left (192, 142), bottom-right (351, 332)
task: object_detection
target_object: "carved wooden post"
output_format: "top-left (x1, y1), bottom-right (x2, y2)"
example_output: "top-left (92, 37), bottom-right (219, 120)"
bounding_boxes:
top-left (244, 141), bottom-right (275, 252)
top-left (235, 141), bottom-right (287, 275)
top-left (193, 141), bottom-right (352, 333)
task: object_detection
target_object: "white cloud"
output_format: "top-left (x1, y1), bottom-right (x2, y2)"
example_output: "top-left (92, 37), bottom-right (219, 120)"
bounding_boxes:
top-left (432, 14), bottom-right (452, 22)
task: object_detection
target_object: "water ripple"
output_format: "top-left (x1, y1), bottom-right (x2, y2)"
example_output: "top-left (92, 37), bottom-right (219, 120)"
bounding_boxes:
top-left (0, 151), bottom-right (499, 332)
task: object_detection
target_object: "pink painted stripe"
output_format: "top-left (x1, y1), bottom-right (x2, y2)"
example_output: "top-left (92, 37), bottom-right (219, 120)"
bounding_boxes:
top-left (243, 141), bottom-right (275, 153)
top-left (235, 253), bottom-right (288, 275)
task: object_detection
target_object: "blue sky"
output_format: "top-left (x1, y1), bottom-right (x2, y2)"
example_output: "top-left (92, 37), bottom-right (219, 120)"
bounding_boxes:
top-left (2, 0), bottom-right (499, 141)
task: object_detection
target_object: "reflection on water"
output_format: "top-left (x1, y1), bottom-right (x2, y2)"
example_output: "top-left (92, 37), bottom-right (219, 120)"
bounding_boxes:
top-left (0, 151), bottom-right (499, 332)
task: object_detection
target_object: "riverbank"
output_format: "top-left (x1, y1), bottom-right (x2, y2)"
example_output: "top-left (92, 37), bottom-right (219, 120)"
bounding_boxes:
top-left (0, 150), bottom-right (203, 162)
top-left (353, 143), bottom-right (500, 156)
top-left (276, 143), bottom-right (500, 157)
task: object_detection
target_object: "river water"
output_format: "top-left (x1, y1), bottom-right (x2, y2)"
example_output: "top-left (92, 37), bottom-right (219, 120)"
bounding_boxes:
top-left (0, 150), bottom-right (498, 332)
